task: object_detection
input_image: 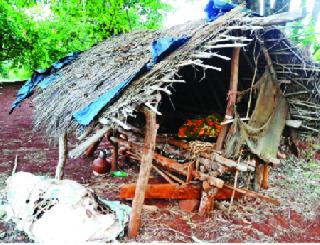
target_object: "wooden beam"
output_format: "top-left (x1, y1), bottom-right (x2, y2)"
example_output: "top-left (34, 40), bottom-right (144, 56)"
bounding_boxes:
top-left (69, 126), bottom-right (109, 158)
top-left (120, 183), bottom-right (201, 199)
top-left (120, 183), bottom-right (242, 200)
top-left (244, 10), bottom-right (305, 26)
top-left (128, 108), bottom-right (158, 238)
top-left (215, 47), bottom-right (241, 151)
top-left (55, 132), bottom-right (68, 180)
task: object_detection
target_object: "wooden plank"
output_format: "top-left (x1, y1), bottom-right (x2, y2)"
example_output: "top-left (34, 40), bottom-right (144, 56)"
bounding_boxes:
top-left (128, 108), bottom-right (158, 238)
top-left (120, 183), bottom-right (242, 200)
top-left (120, 183), bottom-right (201, 199)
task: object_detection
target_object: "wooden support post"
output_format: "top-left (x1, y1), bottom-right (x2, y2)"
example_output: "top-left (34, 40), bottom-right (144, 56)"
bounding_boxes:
top-left (111, 140), bottom-right (119, 171)
top-left (216, 47), bottom-right (241, 151)
top-left (262, 164), bottom-right (270, 189)
top-left (128, 108), bottom-right (158, 238)
top-left (120, 183), bottom-right (201, 199)
top-left (107, 130), bottom-right (119, 171)
top-left (253, 161), bottom-right (264, 191)
top-left (55, 132), bottom-right (68, 180)
top-left (199, 182), bottom-right (217, 216)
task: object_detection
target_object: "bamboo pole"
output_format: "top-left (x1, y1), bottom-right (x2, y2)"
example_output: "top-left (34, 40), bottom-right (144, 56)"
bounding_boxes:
top-left (55, 132), bottom-right (68, 180)
top-left (215, 47), bottom-right (241, 151)
top-left (128, 108), bottom-right (158, 238)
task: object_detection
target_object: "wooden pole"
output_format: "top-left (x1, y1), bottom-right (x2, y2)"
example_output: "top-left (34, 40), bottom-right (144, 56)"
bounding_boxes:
top-left (107, 130), bottom-right (119, 171)
top-left (111, 141), bottom-right (119, 171)
top-left (55, 132), bottom-right (68, 180)
top-left (253, 161), bottom-right (264, 191)
top-left (215, 47), bottom-right (241, 151)
top-left (128, 108), bottom-right (158, 238)
top-left (262, 164), bottom-right (270, 189)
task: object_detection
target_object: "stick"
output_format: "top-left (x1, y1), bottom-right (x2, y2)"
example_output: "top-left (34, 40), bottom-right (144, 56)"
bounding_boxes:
top-left (216, 47), bottom-right (241, 151)
top-left (204, 43), bottom-right (247, 49)
top-left (69, 126), bottom-right (109, 158)
top-left (228, 170), bottom-right (239, 214)
top-left (152, 165), bottom-right (174, 184)
top-left (162, 169), bottom-right (185, 184)
top-left (224, 184), bottom-right (280, 206)
top-left (55, 132), bottom-right (68, 180)
top-left (12, 155), bottom-right (18, 175)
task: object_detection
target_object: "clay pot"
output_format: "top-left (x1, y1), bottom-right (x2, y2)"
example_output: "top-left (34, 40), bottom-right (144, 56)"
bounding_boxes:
top-left (92, 150), bottom-right (111, 175)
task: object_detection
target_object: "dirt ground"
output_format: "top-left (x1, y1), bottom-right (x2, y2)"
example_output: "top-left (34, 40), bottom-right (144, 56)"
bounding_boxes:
top-left (0, 84), bottom-right (319, 243)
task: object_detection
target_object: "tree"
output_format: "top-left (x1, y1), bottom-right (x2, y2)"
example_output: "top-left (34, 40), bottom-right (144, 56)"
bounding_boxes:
top-left (1, 0), bottom-right (171, 79)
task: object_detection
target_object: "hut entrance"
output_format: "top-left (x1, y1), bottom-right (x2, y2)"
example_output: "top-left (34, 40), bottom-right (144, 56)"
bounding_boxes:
top-left (158, 47), bottom-right (256, 143)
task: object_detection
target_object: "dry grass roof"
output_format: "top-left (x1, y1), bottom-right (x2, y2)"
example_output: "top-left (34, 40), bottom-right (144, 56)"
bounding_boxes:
top-left (32, 6), bottom-right (319, 142)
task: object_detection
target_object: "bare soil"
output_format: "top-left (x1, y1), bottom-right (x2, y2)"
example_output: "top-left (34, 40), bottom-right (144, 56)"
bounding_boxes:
top-left (0, 84), bottom-right (319, 243)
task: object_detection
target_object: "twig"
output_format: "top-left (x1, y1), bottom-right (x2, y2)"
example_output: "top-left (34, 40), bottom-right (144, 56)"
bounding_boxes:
top-left (228, 169), bottom-right (239, 214)
top-left (12, 155), bottom-right (18, 175)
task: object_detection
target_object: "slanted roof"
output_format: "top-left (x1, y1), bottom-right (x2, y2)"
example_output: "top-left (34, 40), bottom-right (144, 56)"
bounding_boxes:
top-left (30, 6), bottom-right (319, 144)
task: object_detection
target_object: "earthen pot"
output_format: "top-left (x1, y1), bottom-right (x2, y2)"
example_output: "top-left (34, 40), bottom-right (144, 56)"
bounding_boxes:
top-left (92, 150), bottom-right (111, 175)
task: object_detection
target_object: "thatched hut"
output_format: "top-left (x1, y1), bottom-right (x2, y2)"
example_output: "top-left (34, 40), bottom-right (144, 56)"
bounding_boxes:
top-left (10, 4), bottom-right (320, 237)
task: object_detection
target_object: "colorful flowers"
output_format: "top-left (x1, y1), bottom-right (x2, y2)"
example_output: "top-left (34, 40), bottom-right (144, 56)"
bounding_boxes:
top-left (178, 114), bottom-right (222, 138)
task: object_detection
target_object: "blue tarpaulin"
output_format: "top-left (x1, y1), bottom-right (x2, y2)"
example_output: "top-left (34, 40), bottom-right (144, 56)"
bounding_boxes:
top-left (204, 0), bottom-right (260, 22)
top-left (9, 52), bottom-right (80, 114)
top-left (151, 36), bottom-right (191, 65)
top-left (73, 63), bottom-right (148, 126)
top-left (204, 0), bottom-right (237, 22)
top-left (74, 36), bottom-right (191, 126)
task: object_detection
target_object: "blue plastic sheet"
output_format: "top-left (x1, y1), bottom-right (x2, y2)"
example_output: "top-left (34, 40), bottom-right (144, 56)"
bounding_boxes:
top-left (73, 63), bottom-right (149, 126)
top-left (204, 0), bottom-right (259, 22)
top-left (151, 36), bottom-right (191, 65)
top-left (9, 52), bottom-right (80, 114)
top-left (74, 36), bottom-right (190, 126)
top-left (204, 0), bottom-right (237, 22)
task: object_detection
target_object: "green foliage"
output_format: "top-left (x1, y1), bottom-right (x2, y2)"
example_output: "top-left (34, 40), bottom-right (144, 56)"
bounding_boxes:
top-left (1, 0), bottom-right (171, 79)
top-left (288, 20), bottom-right (320, 61)
top-left (0, 0), bottom-right (38, 73)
